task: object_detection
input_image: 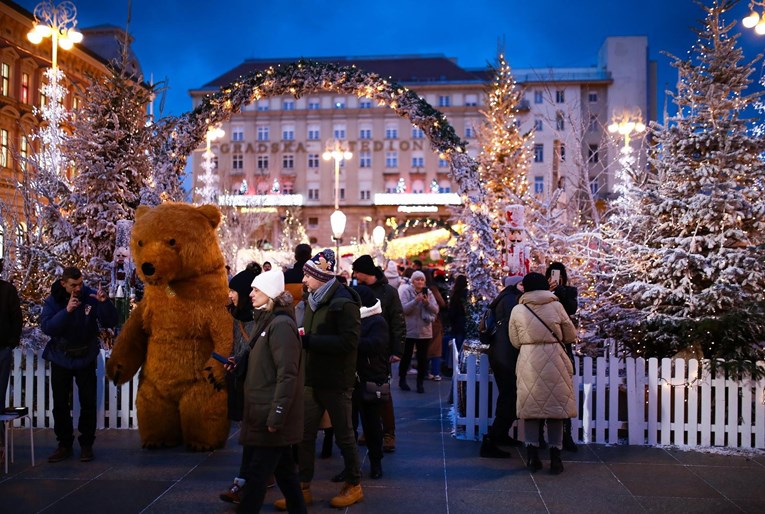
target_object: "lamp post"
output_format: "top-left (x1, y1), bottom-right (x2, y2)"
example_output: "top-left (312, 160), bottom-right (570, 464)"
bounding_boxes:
top-left (27, 1), bottom-right (83, 181)
top-left (323, 139), bottom-right (352, 258)
top-left (743, 1), bottom-right (765, 34)
top-left (372, 224), bottom-right (386, 265)
top-left (607, 109), bottom-right (646, 148)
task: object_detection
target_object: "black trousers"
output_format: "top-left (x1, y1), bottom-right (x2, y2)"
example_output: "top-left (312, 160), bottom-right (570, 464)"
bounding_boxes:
top-left (239, 445), bottom-right (307, 514)
top-left (352, 387), bottom-right (384, 462)
top-left (399, 338), bottom-right (429, 382)
top-left (488, 350), bottom-right (518, 441)
top-left (50, 360), bottom-right (97, 448)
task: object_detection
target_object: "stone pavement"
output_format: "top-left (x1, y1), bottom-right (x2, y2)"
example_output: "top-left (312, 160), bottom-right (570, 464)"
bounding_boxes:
top-left (1, 374), bottom-right (764, 513)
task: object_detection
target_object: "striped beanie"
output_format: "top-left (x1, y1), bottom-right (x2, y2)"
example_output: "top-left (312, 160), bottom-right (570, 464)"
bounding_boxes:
top-left (303, 248), bottom-right (336, 282)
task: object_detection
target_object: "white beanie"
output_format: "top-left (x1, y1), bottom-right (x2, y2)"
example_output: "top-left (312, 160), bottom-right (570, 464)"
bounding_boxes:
top-left (251, 269), bottom-right (285, 300)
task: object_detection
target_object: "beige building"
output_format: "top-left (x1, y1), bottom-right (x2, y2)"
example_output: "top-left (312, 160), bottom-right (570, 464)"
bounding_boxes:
top-left (190, 36), bottom-right (655, 250)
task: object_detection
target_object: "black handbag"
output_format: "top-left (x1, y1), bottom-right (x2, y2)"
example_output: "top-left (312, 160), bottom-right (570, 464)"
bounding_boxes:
top-left (362, 381), bottom-right (391, 403)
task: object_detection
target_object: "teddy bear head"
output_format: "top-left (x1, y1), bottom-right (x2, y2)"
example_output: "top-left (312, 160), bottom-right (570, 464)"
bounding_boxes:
top-left (131, 203), bottom-right (225, 286)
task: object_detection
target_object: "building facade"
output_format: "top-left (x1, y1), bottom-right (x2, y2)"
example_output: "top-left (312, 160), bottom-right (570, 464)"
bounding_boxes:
top-left (190, 36), bottom-right (656, 249)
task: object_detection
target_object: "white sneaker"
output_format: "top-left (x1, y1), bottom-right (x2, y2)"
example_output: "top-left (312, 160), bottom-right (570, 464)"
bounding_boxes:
top-left (407, 368), bottom-right (418, 375)
top-left (432, 375), bottom-right (442, 381)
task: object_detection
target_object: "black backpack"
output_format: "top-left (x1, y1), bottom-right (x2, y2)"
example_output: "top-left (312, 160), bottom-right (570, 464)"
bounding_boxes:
top-left (478, 305), bottom-right (499, 345)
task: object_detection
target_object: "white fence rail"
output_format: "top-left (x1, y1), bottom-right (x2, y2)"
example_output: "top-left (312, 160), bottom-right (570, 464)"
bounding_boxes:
top-left (452, 343), bottom-right (765, 449)
top-left (3, 348), bottom-right (139, 430)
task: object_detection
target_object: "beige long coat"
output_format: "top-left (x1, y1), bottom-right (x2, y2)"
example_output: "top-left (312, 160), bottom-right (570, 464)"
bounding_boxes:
top-left (509, 290), bottom-right (578, 420)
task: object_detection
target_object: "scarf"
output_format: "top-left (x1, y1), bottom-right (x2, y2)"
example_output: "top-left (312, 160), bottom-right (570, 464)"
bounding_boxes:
top-left (307, 277), bottom-right (336, 312)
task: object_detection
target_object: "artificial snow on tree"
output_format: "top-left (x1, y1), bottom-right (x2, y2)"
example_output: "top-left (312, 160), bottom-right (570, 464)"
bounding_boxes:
top-left (278, 208), bottom-right (309, 253)
top-left (593, 0), bottom-right (765, 376)
top-left (64, 56), bottom-right (158, 282)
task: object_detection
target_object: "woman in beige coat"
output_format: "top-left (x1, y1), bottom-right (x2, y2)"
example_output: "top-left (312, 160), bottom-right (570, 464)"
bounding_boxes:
top-left (509, 272), bottom-right (577, 475)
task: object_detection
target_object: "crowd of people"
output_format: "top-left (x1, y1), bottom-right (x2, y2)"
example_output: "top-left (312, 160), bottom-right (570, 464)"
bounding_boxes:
top-left (0, 244), bottom-right (581, 512)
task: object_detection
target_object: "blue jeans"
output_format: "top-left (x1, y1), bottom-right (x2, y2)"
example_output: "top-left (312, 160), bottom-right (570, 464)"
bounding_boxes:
top-left (0, 346), bottom-right (11, 443)
top-left (429, 357), bottom-right (441, 377)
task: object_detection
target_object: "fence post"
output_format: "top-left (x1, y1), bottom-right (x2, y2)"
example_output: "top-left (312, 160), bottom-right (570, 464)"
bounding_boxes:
top-left (626, 357), bottom-right (642, 445)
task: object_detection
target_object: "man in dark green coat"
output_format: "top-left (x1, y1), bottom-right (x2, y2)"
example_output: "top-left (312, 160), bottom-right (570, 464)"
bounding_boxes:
top-left (274, 249), bottom-right (363, 511)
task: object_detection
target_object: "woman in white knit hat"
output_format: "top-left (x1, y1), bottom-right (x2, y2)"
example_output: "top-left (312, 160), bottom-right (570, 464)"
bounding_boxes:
top-left (233, 270), bottom-right (307, 513)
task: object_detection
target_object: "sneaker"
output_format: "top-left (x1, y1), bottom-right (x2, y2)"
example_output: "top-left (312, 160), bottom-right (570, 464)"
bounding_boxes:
top-left (407, 368), bottom-right (418, 375)
top-left (427, 373), bottom-right (435, 380)
top-left (274, 483), bottom-right (312, 511)
top-left (383, 434), bottom-right (396, 453)
top-left (80, 446), bottom-right (94, 462)
top-left (48, 446), bottom-right (72, 463)
top-left (432, 375), bottom-right (442, 381)
top-left (330, 483), bottom-right (364, 508)
top-left (219, 481), bottom-right (243, 504)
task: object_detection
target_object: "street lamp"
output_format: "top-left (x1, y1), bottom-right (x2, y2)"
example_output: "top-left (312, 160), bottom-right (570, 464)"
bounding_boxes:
top-left (323, 139), bottom-right (352, 257)
top-left (607, 109), bottom-right (646, 148)
top-left (372, 224), bottom-right (386, 265)
top-left (27, 1), bottom-right (83, 181)
top-left (743, 1), bottom-right (765, 35)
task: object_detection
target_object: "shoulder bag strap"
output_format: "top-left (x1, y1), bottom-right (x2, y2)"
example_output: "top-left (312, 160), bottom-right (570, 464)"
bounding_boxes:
top-left (523, 304), bottom-right (567, 355)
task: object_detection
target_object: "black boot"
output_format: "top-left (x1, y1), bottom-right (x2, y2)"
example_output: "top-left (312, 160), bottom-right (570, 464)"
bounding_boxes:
top-left (550, 447), bottom-right (564, 475)
top-left (480, 434), bottom-right (511, 458)
top-left (526, 445), bottom-right (542, 472)
top-left (399, 377), bottom-right (411, 391)
top-left (416, 378), bottom-right (425, 394)
top-left (562, 419), bottom-right (578, 452)
top-left (370, 459), bottom-right (383, 479)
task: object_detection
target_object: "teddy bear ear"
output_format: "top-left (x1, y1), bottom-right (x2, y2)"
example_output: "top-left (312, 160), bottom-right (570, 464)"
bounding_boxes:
top-left (196, 204), bottom-right (222, 229)
top-left (135, 205), bottom-right (151, 221)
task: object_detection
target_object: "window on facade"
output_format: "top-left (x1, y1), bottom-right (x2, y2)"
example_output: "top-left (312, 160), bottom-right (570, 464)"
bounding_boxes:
top-left (359, 127), bottom-right (372, 140)
top-left (385, 152), bottom-right (398, 168)
top-left (360, 190), bottom-right (370, 200)
top-left (359, 98), bottom-right (372, 109)
top-left (590, 179), bottom-right (600, 195)
top-left (534, 176), bottom-right (544, 194)
top-left (359, 151), bottom-right (372, 168)
top-left (257, 155), bottom-right (269, 170)
top-left (534, 90), bottom-right (543, 104)
top-left (555, 90), bottom-right (565, 103)
top-left (465, 125), bottom-right (475, 138)
top-left (559, 144), bottom-right (566, 162)
top-left (257, 99), bottom-right (269, 111)
top-left (438, 95), bottom-right (451, 107)
top-left (556, 112), bottom-right (565, 131)
top-left (438, 158), bottom-right (449, 168)
top-left (0, 129), bottom-right (8, 168)
top-left (307, 126), bottom-right (320, 140)
top-left (465, 94), bottom-right (478, 106)
top-left (282, 154), bottom-right (294, 169)
top-left (308, 189), bottom-right (319, 201)
top-left (232, 126), bottom-right (244, 142)
top-left (339, 187), bottom-right (346, 200)
top-left (19, 135), bottom-right (28, 171)
top-left (21, 73), bottom-right (29, 104)
top-left (385, 125), bottom-right (398, 139)
top-left (232, 154), bottom-right (243, 170)
top-left (333, 98), bottom-right (346, 109)
top-left (308, 154), bottom-right (319, 168)
top-left (588, 91), bottom-right (598, 102)
top-left (282, 126), bottom-right (295, 141)
top-left (308, 216), bottom-right (319, 227)
top-left (257, 126), bottom-right (269, 141)
top-left (0, 63), bottom-right (9, 97)
top-left (439, 183), bottom-right (451, 193)
top-left (283, 100), bottom-right (295, 111)
top-left (411, 155), bottom-right (424, 168)
top-left (308, 99), bottom-right (320, 110)
top-left (212, 156), bottom-right (218, 169)
top-left (588, 144), bottom-right (599, 163)
top-left (534, 119), bottom-right (543, 131)
top-left (589, 115), bottom-right (599, 132)
top-left (282, 181), bottom-right (295, 194)
top-left (333, 125), bottom-right (346, 139)
top-left (411, 126), bottom-right (424, 139)
top-left (534, 144), bottom-right (544, 163)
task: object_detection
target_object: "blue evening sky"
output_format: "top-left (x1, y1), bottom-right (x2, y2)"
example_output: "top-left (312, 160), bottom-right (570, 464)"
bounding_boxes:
top-left (15, 0), bottom-right (764, 119)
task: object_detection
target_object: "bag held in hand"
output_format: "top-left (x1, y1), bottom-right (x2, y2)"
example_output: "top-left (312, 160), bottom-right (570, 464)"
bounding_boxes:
top-left (362, 381), bottom-right (391, 403)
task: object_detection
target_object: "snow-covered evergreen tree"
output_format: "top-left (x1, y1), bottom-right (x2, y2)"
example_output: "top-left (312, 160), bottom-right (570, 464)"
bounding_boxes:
top-left (278, 208), bottom-right (309, 253)
top-left (595, 0), bottom-right (765, 373)
top-left (63, 51), bottom-right (157, 281)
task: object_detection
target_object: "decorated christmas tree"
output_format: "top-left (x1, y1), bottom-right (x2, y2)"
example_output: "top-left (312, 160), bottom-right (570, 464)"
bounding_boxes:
top-left (594, 0), bottom-right (765, 375)
top-left (63, 56), bottom-right (157, 281)
top-left (278, 208), bottom-right (309, 252)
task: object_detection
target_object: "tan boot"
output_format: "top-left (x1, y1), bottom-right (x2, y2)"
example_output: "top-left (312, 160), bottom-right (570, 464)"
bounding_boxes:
top-left (330, 482), bottom-right (364, 508)
top-left (274, 482), bottom-right (312, 511)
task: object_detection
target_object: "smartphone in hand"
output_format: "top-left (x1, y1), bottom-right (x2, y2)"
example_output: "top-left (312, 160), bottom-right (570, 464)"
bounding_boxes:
top-left (551, 269), bottom-right (561, 283)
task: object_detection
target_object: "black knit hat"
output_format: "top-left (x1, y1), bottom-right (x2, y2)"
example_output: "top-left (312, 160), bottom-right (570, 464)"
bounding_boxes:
top-left (352, 284), bottom-right (378, 308)
top-left (229, 269), bottom-right (257, 301)
top-left (352, 254), bottom-right (382, 278)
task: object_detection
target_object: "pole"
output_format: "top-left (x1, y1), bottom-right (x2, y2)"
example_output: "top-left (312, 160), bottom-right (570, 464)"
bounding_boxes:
top-left (334, 156), bottom-right (340, 211)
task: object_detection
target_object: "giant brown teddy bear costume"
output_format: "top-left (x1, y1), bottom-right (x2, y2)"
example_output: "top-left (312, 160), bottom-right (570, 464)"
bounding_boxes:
top-left (106, 203), bottom-right (233, 450)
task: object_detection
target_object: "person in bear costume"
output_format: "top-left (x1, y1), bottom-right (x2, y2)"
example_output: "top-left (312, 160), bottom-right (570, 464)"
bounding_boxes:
top-left (106, 203), bottom-right (233, 450)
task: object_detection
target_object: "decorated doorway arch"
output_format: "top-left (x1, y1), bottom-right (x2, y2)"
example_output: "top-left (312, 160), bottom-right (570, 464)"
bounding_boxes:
top-left (157, 59), bottom-right (499, 300)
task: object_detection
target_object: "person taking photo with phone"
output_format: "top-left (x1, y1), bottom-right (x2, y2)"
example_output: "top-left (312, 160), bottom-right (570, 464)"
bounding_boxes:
top-left (398, 270), bottom-right (439, 393)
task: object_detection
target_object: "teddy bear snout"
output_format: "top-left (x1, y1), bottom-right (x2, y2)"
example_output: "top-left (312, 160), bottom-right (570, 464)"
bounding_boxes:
top-left (142, 262), bottom-right (156, 276)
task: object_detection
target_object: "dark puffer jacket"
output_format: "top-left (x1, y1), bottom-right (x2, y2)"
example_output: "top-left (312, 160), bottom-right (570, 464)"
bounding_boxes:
top-left (302, 280), bottom-right (361, 390)
top-left (356, 300), bottom-right (389, 384)
top-left (367, 276), bottom-right (405, 358)
top-left (40, 280), bottom-right (117, 369)
top-left (239, 295), bottom-right (304, 447)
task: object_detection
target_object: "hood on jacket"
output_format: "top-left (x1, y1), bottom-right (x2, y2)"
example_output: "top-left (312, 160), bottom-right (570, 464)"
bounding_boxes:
top-left (519, 289), bottom-right (559, 306)
top-left (360, 299), bottom-right (382, 319)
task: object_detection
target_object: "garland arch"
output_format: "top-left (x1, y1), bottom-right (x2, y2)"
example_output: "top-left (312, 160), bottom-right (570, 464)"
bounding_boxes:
top-left (157, 59), bottom-right (500, 301)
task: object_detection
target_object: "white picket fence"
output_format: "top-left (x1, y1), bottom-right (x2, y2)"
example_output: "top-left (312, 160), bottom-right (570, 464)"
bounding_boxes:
top-left (3, 348), bottom-right (139, 430)
top-left (452, 343), bottom-right (765, 449)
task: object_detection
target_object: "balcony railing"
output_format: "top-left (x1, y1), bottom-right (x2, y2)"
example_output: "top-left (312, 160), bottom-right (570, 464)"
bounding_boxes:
top-left (218, 194), bottom-right (304, 207)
